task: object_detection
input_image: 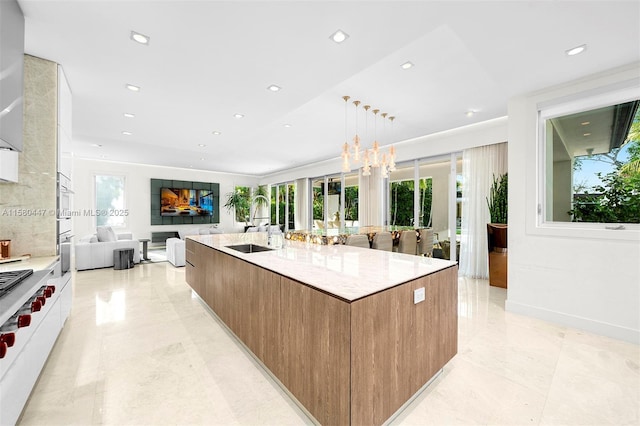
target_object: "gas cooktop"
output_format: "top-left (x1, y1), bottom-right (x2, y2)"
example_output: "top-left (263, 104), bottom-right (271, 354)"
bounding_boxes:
top-left (0, 269), bottom-right (34, 298)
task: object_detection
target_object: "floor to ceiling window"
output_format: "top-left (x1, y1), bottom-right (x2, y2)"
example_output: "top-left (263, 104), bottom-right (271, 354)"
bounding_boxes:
top-left (389, 163), bottom-right (416, 227)
top-left (417, 155), bottom-right (462, 260)
top-left (383, 155), bottom-right (461, 259)
top-left (311, 177), bottom-right (325, 232)
top-left (269, 183), bottom-right (289, 231)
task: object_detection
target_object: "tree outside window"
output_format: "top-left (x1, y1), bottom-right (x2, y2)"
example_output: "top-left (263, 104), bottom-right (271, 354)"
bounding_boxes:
top-left (231, 186), bottom-right (251, 223)
top-left (566, 104), bottom-right (640, 223)
top-left (344, 186), bottom-right (358, 222)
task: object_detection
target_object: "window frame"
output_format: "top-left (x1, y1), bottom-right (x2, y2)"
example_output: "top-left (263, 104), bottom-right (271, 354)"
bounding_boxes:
top-left (534, 81), bottom-right (640, 240)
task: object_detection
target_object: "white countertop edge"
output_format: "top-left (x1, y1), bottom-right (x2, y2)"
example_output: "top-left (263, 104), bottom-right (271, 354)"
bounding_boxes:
top-left (0, 256), bottom-right (59, 273)
top-left (188, 233), bottom-right (456, 301)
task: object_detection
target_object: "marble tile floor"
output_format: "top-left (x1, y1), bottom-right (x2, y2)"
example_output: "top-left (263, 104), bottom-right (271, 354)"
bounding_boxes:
top-left (18, 262), bottom-right (639, 425)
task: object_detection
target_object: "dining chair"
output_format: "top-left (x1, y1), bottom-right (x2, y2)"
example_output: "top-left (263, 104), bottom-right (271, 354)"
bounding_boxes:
top-left (397, 230), bottom-right (418, 255)
top-left (345, 234), bottom-right (370, 249)
top-left (418, 228), bottom-right (433, 257)
top-left (371, 232), bottom-right (393, 251)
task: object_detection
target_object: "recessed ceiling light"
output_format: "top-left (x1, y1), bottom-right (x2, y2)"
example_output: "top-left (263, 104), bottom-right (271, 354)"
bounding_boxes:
top-left (400, 61), bottom-right (414, 70)
top-left (198, 143), bottom-right (206, 147)
top-left (233, 113), bottom-right (244, 119)
top-left (466, 110), bottom-right (476, 117)
top-left (566, 44), bottom-right (587, 56)
top-left (200, 157), bottom-right (205, 161)
top-left (283, 124), bottom-right (292, 128)
top-left (130, 31), bottom-right (150, 45)
top-left (123, 113), bottom-right (135, 118)
top-left (126, 84), bottom-right (140, 92)
top-left (122, 131), bottom-right (132, 136)
top-left (267, 84), bottom-right (281, 92)
top-left (581, 121), bottom-right (590, 126)
top-left (583, 133), bottom-right (591, 136)
top-left (212, 131), bottom-right (221, 135)
top-left (330, 29), bottom-right (349, 44)
top-left (91, 143), bottom-right (102, 147)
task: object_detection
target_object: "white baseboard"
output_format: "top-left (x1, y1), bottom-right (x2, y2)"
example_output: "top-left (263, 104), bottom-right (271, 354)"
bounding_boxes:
top-left (505, 300), bottom-right (640, 345)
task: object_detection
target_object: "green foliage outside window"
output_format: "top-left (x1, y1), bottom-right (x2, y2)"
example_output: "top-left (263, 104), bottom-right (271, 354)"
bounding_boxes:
top-left (344, 186), bottom-right (358, 221)
top-left (224, 186), bottom-right (251, 223)
top-left (287, 184), bottom-right (295, 229)
top-left (312, 186), bottom-right (324, 220)
top-left (570, 109), bottom-right (640, 223)
top-left (390, 180), bottom-right (414, 226)
top-left (390, 178), bottom-right (432, 227)
top-left (419, 178), bottom-right (433, 227)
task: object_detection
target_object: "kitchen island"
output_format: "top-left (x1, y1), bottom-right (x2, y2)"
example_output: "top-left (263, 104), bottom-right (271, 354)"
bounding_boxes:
top-left (186, 233), bottom-right (458, 426)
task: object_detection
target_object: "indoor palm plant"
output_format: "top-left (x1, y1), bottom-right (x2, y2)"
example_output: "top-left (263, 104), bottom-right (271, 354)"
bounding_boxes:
top-left (486, 173), bottom-right (508, 288)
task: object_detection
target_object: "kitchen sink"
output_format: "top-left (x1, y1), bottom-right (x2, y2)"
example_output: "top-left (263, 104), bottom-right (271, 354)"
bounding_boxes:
top-left (226, 244), bottom-right (273, 253)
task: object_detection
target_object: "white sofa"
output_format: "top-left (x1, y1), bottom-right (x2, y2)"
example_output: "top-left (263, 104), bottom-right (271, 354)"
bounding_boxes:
top-left (167, 226), bottom-right (223, 267)
top-left (75, 229), bottom-right (141, 270)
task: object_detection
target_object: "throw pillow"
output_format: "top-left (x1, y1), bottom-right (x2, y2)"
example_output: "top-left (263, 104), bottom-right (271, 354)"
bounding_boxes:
top-left (96, 226), bottom-right (117, 242)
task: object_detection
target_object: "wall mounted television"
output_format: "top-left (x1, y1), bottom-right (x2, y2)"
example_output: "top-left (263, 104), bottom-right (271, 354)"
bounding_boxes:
top-left (160, 188), bottom-right (214, 217)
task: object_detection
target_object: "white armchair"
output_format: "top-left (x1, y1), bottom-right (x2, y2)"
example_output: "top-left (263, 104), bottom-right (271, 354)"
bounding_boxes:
top-left (167, 226), bottom-right (223, 267)
top-left (75, 230), bottom-right (140, 270)
top-left (166, 238), bottom-right (185, 267)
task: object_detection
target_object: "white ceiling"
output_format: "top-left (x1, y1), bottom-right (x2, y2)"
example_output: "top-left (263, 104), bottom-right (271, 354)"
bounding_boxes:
top-left (17, 0), bottom-right (640, 176)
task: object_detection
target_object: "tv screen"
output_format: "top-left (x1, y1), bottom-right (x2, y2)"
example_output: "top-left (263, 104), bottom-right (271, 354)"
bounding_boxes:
top-left (160, 188), bottom-right (214, 217)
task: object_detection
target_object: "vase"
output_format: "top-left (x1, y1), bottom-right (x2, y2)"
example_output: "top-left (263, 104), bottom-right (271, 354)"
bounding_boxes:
top-left (487, 224), bottom-right (507, 288)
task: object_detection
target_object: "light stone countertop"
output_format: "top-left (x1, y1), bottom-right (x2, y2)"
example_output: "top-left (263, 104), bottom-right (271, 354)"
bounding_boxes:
top-left (0, 255), bottom-right (59, 273)
top-left (188, 233), bottom-right (456, 302)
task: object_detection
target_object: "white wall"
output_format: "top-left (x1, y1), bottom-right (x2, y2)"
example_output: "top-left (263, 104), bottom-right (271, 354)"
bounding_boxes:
top-left (72, 158), bottom-right (259, 240)
top-left (506, 63), bottom-right (640, 344)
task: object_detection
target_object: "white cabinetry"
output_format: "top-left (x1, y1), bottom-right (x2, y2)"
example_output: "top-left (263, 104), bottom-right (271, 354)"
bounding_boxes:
top-left (0, 265), bottom-right (72, 426)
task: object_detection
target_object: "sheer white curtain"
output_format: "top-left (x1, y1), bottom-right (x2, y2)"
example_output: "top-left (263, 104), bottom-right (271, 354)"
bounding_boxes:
top-left (459, 142), bottom-right (507, 278)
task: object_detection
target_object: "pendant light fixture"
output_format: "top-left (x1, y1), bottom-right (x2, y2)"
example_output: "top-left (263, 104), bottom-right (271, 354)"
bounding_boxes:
top-left (340, 96), bottom-right (397, 178)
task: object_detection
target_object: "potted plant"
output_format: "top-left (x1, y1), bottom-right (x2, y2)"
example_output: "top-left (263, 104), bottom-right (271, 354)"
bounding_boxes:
top-left (486, 173), bottom-right (508, 288)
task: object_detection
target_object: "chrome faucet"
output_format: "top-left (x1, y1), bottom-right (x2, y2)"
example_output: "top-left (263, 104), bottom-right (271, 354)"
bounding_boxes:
top-left (251, 195), bottom-right (272, 246)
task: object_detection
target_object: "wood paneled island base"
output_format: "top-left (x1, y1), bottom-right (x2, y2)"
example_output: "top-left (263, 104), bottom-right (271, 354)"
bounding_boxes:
top-left (186, 236), bottom-right (458, 426)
